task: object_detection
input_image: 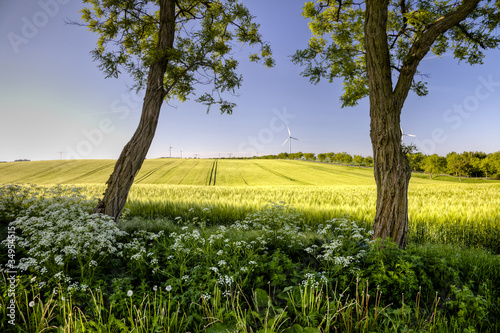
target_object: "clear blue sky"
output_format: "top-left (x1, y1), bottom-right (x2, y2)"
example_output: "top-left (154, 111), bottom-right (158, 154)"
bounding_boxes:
top-left (1, 0), bottom-right (499, 161)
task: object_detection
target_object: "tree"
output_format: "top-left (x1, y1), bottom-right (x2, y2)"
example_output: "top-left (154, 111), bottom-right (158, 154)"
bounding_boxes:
top-left (317, 153), bottom-right (327, 162)
top-left (353, 155), bottom-right (364, 166)
top-left (446, 152), bottom-right (471, 181)
top-left (481, 152), bottom-right (500, 178)
top-left (290, 151), bottom-right (305, 159)
top-left (334, 152), bottom-right (353, 163)
top-left (422, 154), bottom-right (447, 179)
top-left (468, 151), bottom-right (487, 177)
top-left (81, 0), bottom-right (273, 221)
top-left (277, 152), bottom-right (289, 159)
top-left (364, 156), bottom-right (374, 167)
top-left (304, 153), bottom-right (316, 160)
top-left (294, 0), bottom-right (500, 248)
top-left (408, 152), bottom-right (425, 172)
top-left (342, 153), bottom-right (353, 164)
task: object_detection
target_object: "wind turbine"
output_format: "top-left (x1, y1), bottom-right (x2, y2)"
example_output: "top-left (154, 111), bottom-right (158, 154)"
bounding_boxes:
top-left (169, 145), bottom-right (173, 158)
top-left (282, 126), bottom-right (300, 154)
top-left (401, 127), bottom-right (416, 145)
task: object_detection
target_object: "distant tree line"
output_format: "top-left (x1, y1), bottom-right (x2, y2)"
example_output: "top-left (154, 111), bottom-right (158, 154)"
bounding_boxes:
top-left (251, 150), bottom-right (500, 180)
top-left (253, 152), bottom-right (374, 167)
top-left (408, 151), bottom-right (500, 180)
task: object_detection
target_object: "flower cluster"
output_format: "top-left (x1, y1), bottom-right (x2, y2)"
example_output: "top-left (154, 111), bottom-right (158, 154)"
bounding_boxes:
top-left (309, 217), bottom-right (372, 273)
top-left (1, 186), bottom-right (128, 291)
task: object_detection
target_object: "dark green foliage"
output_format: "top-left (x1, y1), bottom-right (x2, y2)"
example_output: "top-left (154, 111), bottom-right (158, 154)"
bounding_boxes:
top-left (80, 0), bottom-right (274, 114)
top-left (2, 187), bottom-right (500, 331)
top-left (293, 0), bottom-right (500, 107)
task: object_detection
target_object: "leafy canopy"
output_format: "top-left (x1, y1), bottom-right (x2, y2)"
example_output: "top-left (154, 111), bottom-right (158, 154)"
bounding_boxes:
top-left (292, 0), bottom-right (500, 107)
top-left (81, 0), bottom-right (274, 114)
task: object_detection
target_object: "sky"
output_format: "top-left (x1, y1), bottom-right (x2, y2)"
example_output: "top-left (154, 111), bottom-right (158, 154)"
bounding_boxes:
top-left (1, 0), bottom-right (499, 161)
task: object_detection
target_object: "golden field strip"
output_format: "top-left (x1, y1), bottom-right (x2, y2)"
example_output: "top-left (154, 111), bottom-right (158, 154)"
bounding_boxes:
top-left (1, 158), bottom-right (485, 186)
top-left (1, 159), bottom-right (499, 249)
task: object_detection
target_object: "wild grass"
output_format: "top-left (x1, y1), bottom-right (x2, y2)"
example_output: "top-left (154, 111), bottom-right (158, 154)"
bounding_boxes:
top-left (118, 183), bottom-right (500, 252)
top-left (1, 185), bottom-right (500, 332)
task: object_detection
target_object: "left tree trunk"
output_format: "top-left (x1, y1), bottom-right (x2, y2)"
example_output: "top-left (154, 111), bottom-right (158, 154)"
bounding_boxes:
top-left (93, 0), bottom-right (176, 221)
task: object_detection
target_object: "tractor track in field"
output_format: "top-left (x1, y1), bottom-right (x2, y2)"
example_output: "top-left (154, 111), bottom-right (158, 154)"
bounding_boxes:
top-left (177, 160), bottom-right (199, 185)
top-left (10, 162), bottom-right (72, 183)
top-left (252, 162), bottom-right (311, 185)
top-left (208, 159), bottom-right (218, 186)
top-left (154, 160), bottom-right (186, 183)
top-left (64, 164), bottom-right (112, 184)
top-left (298, 161), bottom-right (372, 178)
top-left (135, 161), bottom-right (175, 184)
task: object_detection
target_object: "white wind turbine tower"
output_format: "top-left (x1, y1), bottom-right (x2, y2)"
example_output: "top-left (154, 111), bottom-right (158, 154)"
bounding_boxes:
top-left (169, 145), bottom-right (174, 158)
top-left (282, 126), bottom-right (300, 154)
top-left (401, 127), bottom-right (416, 145)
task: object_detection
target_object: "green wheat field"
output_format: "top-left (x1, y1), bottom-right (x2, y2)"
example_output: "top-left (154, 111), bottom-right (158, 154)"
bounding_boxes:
top-left (1, 158), bottom-right (499, 249)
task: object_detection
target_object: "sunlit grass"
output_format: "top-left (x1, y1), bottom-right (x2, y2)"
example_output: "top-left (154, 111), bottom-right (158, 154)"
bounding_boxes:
top-left (1, 159), bottom-right (499, 251)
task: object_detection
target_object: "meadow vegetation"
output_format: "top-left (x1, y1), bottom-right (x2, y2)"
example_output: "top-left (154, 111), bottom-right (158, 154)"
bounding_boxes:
top-left (0, 159), bottom-right (499, 332)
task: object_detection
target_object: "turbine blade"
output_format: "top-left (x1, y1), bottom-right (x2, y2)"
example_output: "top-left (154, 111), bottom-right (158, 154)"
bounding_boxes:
top-left (291, 137), bottom-right (300, 141)
top-left (282, 138), bottom-right (290, 146)
top-left (287, 126), bottom-right (291, 136)
top-left (406, 134), bottom-right (416, 137)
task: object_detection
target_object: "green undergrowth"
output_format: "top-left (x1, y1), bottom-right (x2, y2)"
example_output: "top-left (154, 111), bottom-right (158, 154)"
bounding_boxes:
top-left (0, 185), bottom-right (499, 332)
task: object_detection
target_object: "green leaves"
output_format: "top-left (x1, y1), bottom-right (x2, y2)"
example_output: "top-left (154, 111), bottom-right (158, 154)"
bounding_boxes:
top-left (80, 0), bottom-right (274, 114)
top-left (293, 1), bottom-right (366, 107)
top-left (295, 0), bottom-right (500, 107)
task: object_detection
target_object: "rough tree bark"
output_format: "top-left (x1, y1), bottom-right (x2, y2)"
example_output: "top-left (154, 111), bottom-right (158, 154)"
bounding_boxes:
top-left (365, 0), bottom-right (411, 248)
top-left (365, 0), bottom-right (480, 248)
top-left (93, 0), bottom-right (176, 221)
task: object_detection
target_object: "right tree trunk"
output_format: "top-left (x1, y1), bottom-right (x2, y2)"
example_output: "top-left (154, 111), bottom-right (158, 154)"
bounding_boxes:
top-left (364, 0), bottom-right (481, 248)
top-left (369, 100), bottom-right (412, 249)
top-left (93, 0), bottom-right (176, 221)
top-left (365, 0), bottom-right (411, 248)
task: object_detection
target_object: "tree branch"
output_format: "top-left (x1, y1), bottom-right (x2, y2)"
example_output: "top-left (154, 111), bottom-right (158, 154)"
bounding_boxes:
top-left (393, 0), bottom-right (481, 106)
top-left (457, 23), bottom-right (486, 49)
top-left (389, 0), bottom-right (408, 50)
